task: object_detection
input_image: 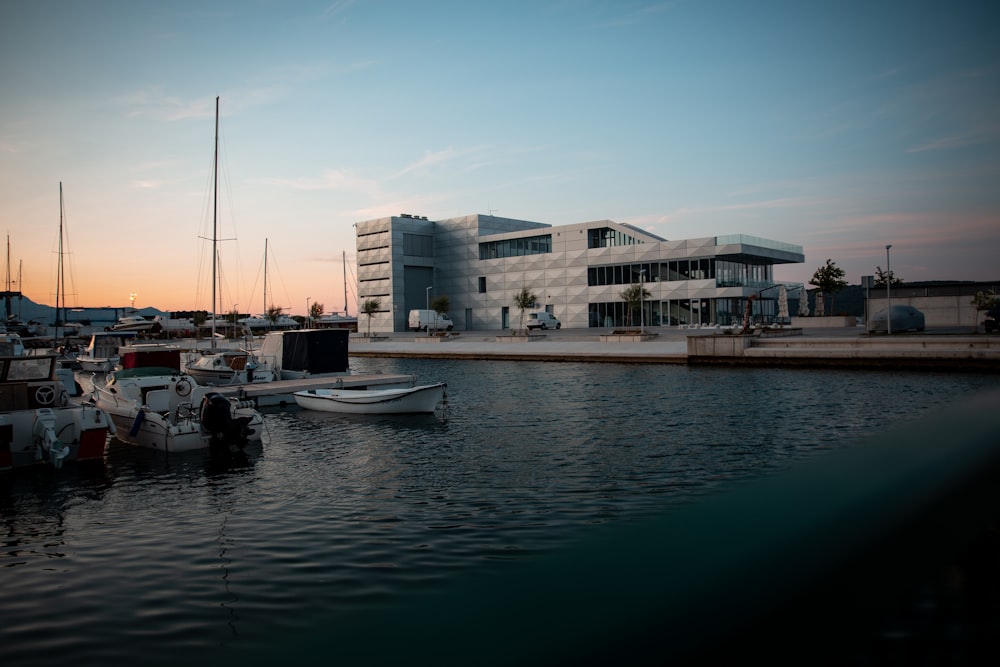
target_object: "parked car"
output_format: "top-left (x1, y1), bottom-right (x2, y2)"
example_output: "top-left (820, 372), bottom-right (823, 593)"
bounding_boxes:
top-left (869, 305), bottom-right (925, 333)
top-left (984, 306), bottom-right (1000, 333)
top-left (408, 309), bottom-right (454, 332)
top-left (525, 311), bottom-right (561, 330)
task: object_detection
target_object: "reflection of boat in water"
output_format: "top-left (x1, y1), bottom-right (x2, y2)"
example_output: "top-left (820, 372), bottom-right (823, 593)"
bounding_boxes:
top-left (294, 382), bottom-right (446, 414)
top-left (0, 354), bottom-right (114, 470)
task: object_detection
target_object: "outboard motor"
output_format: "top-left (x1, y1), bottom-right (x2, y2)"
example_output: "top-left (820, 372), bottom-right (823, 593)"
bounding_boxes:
top-left (200, 392), bottom-right (252, 450)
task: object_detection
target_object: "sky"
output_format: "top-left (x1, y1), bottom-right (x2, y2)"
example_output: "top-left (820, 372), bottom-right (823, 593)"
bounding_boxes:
top-left (1, 0), bottom-right (998, 316)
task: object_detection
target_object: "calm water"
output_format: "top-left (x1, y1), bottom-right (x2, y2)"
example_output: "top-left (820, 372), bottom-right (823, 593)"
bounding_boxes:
top-left (1, 358), bottom-right (997, 665)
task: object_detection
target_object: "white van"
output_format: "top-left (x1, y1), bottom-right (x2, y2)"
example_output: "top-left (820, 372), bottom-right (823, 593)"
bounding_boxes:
top-left (408, 309), bottom-right (455, 332)
top-left (526, 311), bottom-right (561, 330)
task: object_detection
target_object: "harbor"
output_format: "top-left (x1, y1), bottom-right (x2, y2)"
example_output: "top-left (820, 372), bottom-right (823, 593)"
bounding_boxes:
top-left (4, 346), bottom-right (999, 666)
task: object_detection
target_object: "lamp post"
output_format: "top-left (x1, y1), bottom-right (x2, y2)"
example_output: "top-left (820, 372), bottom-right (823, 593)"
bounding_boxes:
top-left (306, 297), bottom-right (311, 328)
top-left (425, 286), bottom-right (432, 310)
top-left (885, 245), bottom-right (892, 335)
top-left (639, 269), bottom-right (646, 334)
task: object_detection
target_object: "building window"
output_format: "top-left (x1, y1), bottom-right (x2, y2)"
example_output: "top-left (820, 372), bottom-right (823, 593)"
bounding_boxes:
top-left (403, 233), bottom-right (433, 257)
top-left (587, 227), bottom-right (644, 249)
top-left (479, 234), bottom-right (552, 260)
top-left (478, 276), bottom-right (486, 293)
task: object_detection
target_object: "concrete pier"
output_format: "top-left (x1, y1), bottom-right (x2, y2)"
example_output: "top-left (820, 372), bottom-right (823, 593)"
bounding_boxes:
top-left (349, 326), bottom-right (1000, 371)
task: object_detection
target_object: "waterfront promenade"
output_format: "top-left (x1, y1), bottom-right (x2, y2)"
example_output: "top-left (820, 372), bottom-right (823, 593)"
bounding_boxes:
top-left (348, 325), bottom-right (1000, 370)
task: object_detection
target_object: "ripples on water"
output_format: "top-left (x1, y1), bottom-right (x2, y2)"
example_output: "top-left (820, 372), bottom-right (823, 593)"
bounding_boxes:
top-left (1, 359), bottom-right (996, 665)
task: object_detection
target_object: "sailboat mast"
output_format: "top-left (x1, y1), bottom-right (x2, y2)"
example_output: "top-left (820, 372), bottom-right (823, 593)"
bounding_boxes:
top-left (211, 96), bottom-right (219, 347)
top-left (263, 238), bottom-right (268, 316)
top-left (57, 182), bottom-right (65, 342)
top-left (4, 234), bottom-right (10, 320)
top-left (343, 250), bottom-right (348, 314)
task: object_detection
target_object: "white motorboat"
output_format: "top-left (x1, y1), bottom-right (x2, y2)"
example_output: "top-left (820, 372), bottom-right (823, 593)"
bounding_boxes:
top-left (239, 314), bottom-right (300, 332)
top-left (77, 331), bottom-right (138, 373)
top-left (314, 311), bottom-right (358, 330)
top-left (184, 348), bottom-right (276, 386)
top-left (293, 382), bottom-right (446, 414)
top-left (92, 367), bottom-right (265, 452)
top-left (0, 354), bottom-right (115, 470)
top-left (108, 314), bottom-right (158, 333)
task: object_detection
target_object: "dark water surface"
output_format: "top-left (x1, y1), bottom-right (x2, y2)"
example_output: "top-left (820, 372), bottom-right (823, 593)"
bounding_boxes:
top-left (1, 359), bottom-right (996, 665)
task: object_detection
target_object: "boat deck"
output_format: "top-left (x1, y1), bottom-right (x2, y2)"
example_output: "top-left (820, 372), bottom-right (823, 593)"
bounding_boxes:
top-left (209, 372), bottom-right (417, 408)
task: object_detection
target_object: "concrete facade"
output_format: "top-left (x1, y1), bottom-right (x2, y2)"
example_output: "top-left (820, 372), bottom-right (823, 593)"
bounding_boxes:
top-left (355, 214), bottom-right (805, 332)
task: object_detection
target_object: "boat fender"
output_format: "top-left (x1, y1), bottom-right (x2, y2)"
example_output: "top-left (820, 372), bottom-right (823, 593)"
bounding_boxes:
top-left (175, 378), bottom-right (193, 397)
top-left (130, 410), bottom-right (145, 436)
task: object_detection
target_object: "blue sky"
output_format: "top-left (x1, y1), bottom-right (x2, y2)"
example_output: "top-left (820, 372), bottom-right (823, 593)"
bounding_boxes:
top-left (1, 0), bottom-right (998, 314)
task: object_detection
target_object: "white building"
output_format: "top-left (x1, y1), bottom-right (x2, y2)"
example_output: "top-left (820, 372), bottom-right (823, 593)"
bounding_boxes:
top-left (355, 214), bottom-right (804, 332)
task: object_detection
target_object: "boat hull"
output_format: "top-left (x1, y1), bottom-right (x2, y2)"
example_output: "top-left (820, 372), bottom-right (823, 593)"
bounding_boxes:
top-left (0, 405), bottom-right (112, 470)
top-left (293, 383), bottom-right (446, 414)
top-left (93, 373), bottom-right (265, 452)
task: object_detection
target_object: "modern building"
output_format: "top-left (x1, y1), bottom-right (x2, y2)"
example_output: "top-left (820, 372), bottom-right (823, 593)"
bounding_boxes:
top-left (355, 214), bottom-right (805, 332)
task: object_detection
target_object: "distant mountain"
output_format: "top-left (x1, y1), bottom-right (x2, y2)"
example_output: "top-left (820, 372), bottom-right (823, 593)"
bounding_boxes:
top-left (1, 294), bottom-right (166, 326)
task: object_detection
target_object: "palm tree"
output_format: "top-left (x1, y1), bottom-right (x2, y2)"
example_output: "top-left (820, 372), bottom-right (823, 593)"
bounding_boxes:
top-left (430, 294), bottom-right (450, 335)
top-left (620, 283), bottom-right (651, 329)
top-left (266, 305), bottom-right (285, 330)
top-left (361, 298), bottom-right (381, 336)
top-left (513, 287), bottom-right (537, 334)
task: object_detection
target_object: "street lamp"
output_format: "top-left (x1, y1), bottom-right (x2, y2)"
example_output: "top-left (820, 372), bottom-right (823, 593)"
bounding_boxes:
top-left (425, 286), bottom-right (432, 310)
top-left (306, 297), bottom-right (311, 328)
top-left (885, 245), bottom-right (892, 335)
top-left (639, 269), bottom-right (646, 334)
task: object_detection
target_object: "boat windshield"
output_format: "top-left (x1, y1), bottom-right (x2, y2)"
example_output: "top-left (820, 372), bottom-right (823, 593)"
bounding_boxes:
top-left (2, 356), bottom-right (56, 382)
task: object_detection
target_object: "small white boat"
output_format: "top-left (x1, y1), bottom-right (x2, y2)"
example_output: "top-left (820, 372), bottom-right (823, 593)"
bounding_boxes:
top-left (293, 382), bottom-right (446, 414)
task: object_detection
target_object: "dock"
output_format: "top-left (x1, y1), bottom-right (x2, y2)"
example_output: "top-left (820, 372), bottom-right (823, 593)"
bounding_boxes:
top-left (210, 372), bottom-right (418, 408)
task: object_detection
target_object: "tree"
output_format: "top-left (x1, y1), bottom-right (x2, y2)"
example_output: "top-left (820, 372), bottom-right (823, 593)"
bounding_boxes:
top-left (309, 301), bottom-right (324, 323)
top-left (620, 283), bottom-right (651, 329)
top-left (430, 294), bottom-right (451, 334)
top-left (361, 298), bottom-right (381, 336)
top-left (873, 266), bottom-right (902, 287)
top-left (266, 305), bottom-right (285, 328)
top-left (809, 259), bottom-right (848, 315)
top-left (513, 287), bottom-right (537, 334)
top-left (971, 290), bottom-right (998, 332)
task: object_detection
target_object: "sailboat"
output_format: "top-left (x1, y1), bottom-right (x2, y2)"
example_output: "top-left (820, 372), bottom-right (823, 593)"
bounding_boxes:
top-left (93, 99), bottom-right (265, 453)
top-left (184, 97), bottom-right (276, 386)
top-left (237, 239), bottom-right (298, 333)
top-left (315, 250), bottom-right (358, 330)
top-left (0, 183), bottom-right (117, 471)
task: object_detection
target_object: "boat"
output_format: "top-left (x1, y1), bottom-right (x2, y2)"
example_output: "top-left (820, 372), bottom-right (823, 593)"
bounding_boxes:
top-left (238, 313), bottom-right (300, 332)
top-left (293, 382), bottom-right (446, 414)
top-left (257, 328), bottom-right (351, 380)
top-left (91, 367), bottom-right (265, 452)
top-left (314, 251), bottom-right (358, 330)
top-left (108, 314), bottom-right (159, 333)
top-left (0, 354), bottom-right (115, 470)
top-left (314, 311), bottom-right (358, 330)
top-left (77, 331), bottom-right (138, 373)
top-left (184, 347), bottom-right (276, 386)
